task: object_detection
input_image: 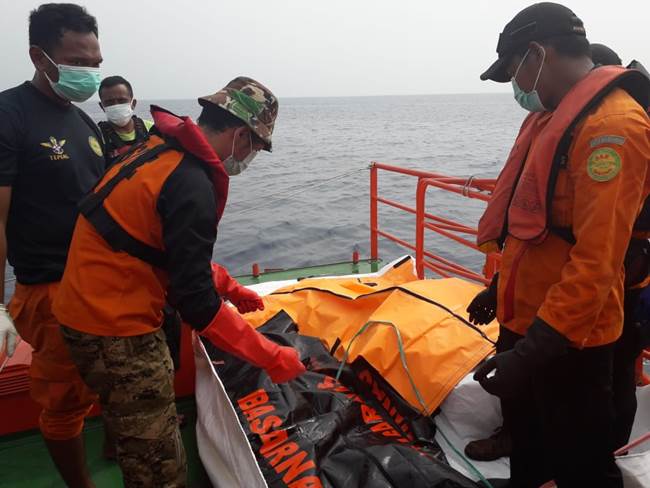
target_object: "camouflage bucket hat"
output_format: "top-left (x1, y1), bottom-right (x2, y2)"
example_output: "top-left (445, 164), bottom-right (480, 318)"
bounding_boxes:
top-left (198, 76), bottom-right (278, 151)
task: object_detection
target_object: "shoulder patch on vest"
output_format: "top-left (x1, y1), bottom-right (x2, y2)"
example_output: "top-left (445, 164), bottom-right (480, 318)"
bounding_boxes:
top-left (587, 147), bottom-right (621, 182)
top-left (589, 135), bottom-right (626, 148)
top-left (88, 136), bottom-right (103, 157)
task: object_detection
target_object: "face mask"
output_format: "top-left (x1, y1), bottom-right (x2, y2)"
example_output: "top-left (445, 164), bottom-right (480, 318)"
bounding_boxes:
top-left (39, 49), bottom-right (101, 103)
top-left (104, 103), bottom-right (134, 127)
top-left (511, 47), bottom-right (547, 112)
top-left (223, 131), bottom-right (258, 176)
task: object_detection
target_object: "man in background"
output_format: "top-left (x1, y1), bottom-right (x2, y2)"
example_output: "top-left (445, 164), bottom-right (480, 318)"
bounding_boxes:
top-left (98, 75), bottom-right (152, 164)
top-left (0, 4), bottom-right (105, 487)
top-left (590, 41), bottom-right (650, 450)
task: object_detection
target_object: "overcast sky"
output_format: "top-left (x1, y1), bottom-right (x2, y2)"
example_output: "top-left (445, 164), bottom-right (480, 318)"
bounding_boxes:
top-left (1, 0), bottom-right (648, 99)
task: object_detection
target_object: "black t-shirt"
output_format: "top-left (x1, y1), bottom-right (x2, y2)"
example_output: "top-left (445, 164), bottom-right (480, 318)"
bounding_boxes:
top-left (0, 82), bottom-right (106, 284)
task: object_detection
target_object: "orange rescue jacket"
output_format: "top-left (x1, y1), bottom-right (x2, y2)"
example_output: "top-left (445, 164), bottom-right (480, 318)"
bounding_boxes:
top-left (53, 107), bottom-right (229, 336)
top-left (479, 66), bottom-right (650, 347)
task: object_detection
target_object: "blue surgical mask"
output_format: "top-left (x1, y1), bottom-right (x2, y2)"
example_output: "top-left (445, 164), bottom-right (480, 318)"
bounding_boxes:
top-left (511, 48), bottom-right (547, 112)
top-left (39, 49), bottom-right (101, 103)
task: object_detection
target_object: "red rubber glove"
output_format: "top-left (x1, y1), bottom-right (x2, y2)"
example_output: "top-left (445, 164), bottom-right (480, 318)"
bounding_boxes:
top-left (211, 263), bottom-right (264, 314)
top-left (200, 302), bottom-right (306, 383)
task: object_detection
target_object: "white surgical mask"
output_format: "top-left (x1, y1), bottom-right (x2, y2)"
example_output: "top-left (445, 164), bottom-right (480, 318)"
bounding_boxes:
top-left (511, 47), bottom-right (547, 112)
top-left (104, 103), bottom-right (134, 127)
top-left (223, 131), bottom-right (258, 176)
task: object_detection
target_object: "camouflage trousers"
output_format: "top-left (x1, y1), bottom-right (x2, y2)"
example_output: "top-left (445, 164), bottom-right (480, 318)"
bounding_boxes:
top-left (61, 326), bottom-right (187, 488)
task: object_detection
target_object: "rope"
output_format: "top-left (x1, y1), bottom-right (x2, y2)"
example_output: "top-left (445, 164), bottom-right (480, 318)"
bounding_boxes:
top-left (228, 167), bottom-right (368, 217)
top-left (335, 319), bottom-right (494, 488)
top-left (462, 175), bottom-right (477, 197)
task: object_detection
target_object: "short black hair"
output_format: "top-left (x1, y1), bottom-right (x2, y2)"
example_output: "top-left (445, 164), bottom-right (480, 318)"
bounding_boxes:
top-left (544, 34), bottom-right (591, 58)
top-left (99, 76), bottom-right (133, 98)
top-left (29, 3), bottom-right (98, 54)
top-left (197, 104), bottom-right (246, 133)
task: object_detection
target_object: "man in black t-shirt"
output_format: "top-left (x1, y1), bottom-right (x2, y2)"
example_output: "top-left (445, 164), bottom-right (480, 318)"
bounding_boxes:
top-left (0, 4), bottom-right (104, 487)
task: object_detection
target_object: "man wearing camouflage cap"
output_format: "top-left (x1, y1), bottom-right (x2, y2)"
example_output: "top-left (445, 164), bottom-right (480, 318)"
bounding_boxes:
top-left (52, 76), bottom-right (305, 487)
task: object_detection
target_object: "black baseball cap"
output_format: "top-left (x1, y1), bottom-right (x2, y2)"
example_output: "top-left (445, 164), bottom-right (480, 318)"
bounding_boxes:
top-left (481, 2), bottom-right (586, 82)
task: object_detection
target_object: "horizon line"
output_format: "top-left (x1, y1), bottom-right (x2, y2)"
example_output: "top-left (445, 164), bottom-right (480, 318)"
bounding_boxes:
top-left (128, 91), bottom-right (513, 102)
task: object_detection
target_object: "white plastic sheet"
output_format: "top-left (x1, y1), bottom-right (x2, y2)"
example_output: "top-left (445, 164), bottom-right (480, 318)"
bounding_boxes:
top-left (616, 386), bottom-right (650, 488)
top-left (194, 336), bottom-right (267, 488)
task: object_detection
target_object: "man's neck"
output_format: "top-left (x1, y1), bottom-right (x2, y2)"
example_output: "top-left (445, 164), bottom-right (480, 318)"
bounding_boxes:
top-left (112, 118), bottom-right (136, 134)
top-left (31, 71), bottom-right (70, 107)
top-left (548, 57), bottom-right (595, 110)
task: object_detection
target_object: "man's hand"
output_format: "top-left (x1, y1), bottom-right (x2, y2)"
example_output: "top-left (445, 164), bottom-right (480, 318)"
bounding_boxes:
top-left (474, 317), bottom-right (569, 398)
top-left (211, 263), bottom-right (264, 314)
top-left (227, 286), bottom-right (265, 315)
top-left (474, 350), bottom-right (529, 398)
top-left (0, 305), bottom-right (17, 357)
top-left (467, 274), bottom-right (498, 325)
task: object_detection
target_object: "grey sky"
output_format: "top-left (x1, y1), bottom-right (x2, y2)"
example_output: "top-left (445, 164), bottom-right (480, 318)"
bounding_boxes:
top-left (1, 0), bottom-right (648, 99)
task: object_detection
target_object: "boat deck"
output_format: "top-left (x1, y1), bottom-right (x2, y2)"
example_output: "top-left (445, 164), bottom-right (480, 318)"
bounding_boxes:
top-left (0, 259), bottom-right (381, 488)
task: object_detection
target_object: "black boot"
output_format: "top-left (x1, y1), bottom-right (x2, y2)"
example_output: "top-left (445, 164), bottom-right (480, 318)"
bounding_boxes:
top-left (464, 426), bottom-right (512, 461)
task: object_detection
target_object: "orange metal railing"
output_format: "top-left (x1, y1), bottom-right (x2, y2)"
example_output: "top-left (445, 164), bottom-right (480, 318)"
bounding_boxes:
top-left (370, 162), bottom-right (498, 284)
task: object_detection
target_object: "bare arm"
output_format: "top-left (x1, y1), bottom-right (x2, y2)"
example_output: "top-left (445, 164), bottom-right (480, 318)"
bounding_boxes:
top-left (0, 186), bottom-right (11, 303)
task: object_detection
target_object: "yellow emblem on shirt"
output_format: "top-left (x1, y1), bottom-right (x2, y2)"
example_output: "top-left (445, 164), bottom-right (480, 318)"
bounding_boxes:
top-left (587, 147), bottom-right (621, 182)
top-left (88, 136), bottom-right (103, 157)
top-left (40, 136), bottom-right (70, 160)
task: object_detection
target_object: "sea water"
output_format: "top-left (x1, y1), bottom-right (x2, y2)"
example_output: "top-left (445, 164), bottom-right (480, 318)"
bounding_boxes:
top-left (5, 93), bottom-right (524, 295)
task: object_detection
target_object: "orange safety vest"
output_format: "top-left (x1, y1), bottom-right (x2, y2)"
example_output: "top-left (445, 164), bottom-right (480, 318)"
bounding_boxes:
top-left (478, 66), bottom-right (650, 252)
top-left (53, 108), bottom-right (229, 336)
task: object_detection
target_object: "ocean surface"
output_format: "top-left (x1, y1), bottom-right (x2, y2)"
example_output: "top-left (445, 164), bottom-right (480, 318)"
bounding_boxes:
top-left (6, 94), bottom-right (525, 295)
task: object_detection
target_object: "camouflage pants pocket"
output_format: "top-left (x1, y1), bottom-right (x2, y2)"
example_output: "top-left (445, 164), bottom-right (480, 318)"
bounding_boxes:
top-left (61, 327), bottom-right (187, 488)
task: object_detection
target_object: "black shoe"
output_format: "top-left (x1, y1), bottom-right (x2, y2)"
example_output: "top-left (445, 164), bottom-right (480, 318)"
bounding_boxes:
top-left (464, 427), bottom-right (512, 461)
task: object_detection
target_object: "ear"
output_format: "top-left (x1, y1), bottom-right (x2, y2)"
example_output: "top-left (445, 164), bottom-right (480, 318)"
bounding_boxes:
top-left (237, 126), bottom-right (250, 141)
top-left (131, 99), bottom-right (137, 109)
top-left (529, 41), bottom-right (547, 63)
top-left (29, 46), bottom-right (48, 72)
top-left (29, 46), bottom-right (58, 82)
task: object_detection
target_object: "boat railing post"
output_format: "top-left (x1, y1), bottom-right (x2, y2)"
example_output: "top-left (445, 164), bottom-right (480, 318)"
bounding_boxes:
top-left (370, 162), bottom-right (378, 261)
top-left (415, 178), bottom-right (427, 279)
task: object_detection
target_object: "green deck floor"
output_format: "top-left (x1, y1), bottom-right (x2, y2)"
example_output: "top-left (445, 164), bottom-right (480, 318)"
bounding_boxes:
top-left (0, 259), bottom-right (381, 488)
top-left (0, 399), bottom-right (209, 488)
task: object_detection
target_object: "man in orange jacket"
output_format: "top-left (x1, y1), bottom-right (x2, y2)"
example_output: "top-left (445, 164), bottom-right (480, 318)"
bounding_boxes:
top-left (473, 3), bottom-right (650, 487)
top-left (52, 77), bottom-right (306, 487)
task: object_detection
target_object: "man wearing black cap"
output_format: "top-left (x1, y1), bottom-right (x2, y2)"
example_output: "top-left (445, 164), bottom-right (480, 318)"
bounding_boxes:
top-left (590, 42), bottom-right (650, 451)
top-left (473, 3), bottom-right (650, 487)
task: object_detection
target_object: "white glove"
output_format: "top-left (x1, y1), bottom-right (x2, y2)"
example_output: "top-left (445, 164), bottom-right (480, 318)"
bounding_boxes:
top-left (0, 305), bottom-right (18, 357)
